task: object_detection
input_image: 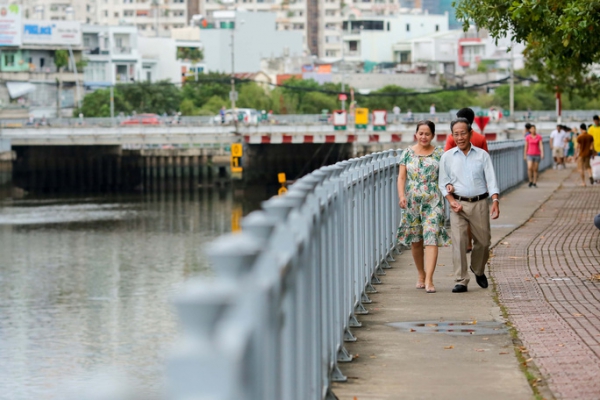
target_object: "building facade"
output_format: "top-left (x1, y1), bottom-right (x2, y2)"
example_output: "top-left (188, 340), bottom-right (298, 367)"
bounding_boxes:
top-left (21, 0), bottom-right (189, 37)
top-left (201, 10), bottom-right (303, 73)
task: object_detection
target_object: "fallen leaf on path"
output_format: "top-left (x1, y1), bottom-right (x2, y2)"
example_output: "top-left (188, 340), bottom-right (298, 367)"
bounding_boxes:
top-left (540, 327), bottom-right (545, 331)
top-left (558, 344), bottom-right (564, 347)
top-left (589, 274), bottom-right (600, 281)
top-left (535, 274), bottom-right (540, 278)
top-left (425, 323), bottom-right (437, 327)
top-left (525, 358), bottom-right (533, 363)
top-left (369, 356), bottom-right (377, 359)
top-left (525, 278), bottom-right (531, 281)
top-left (354, 354), bottom-right (360, 358)
top-left (474, 349), bottom-right (485, 352)
top-left (409, 328), bottom-right (416, 332)
top-left (444, 345), bottom-right (454, 350)
top-left (573, 313), bottom-right (583, 317)
top-left (502, 242), bottom-right (509, 245)
top-left (437, 264), bottom-right (445, 266)
top-left (482, 337), bottom-right (489, 341)
top-left (509, 257), bottom-right (523, 259)
top-left (499, 352), bottom-right (509, 355)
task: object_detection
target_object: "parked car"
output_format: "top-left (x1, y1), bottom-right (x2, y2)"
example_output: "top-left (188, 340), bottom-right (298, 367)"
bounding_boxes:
top-left (213, 108), bottom-right (259, 125)
top-left (120, 113), bottom-right (161, 126)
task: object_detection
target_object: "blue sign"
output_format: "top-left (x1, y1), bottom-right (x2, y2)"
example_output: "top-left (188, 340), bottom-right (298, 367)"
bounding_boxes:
top-left (24, 24), bottom-right (54, 36)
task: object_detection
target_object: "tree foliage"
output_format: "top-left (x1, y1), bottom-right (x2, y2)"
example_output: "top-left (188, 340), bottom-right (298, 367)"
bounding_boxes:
top-left (54, 50), bottom-right (69, 71)
top-left (454, 0), bottom-right (600, 94)
top-left (118, 80), bottom-right (182, 114)
top-left (74, 88), bottom-right (131, 117)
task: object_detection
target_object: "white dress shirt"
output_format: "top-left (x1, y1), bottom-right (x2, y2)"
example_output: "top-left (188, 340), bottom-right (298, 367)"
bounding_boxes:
top-left (439, 145), bottom-right (500, 198)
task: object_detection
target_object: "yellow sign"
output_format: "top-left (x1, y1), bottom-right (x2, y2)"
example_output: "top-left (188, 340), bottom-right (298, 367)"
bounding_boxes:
top-left (278, 173), bottom-right (287, 184)
top-left (231, 206), bottom-right (243, 232)
top-left (355, 108), bottom-right (369, 125)
top-left (231, 143), bottom-right (243, 157)
top-left (278, 186), bottom-right (288, 195)
top-left (230, 156), bottom-right (243, 173)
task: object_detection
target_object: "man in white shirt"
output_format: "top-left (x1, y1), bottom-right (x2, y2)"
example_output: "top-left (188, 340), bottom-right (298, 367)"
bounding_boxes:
top-left (550, 124), bottom-right (568, 169)
top-left (439, 118), bottom-right (500, 293)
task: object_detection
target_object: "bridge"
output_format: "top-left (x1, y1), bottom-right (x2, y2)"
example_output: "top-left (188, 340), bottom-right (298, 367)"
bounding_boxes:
top-left (165, 139), bottom-right (554, 400)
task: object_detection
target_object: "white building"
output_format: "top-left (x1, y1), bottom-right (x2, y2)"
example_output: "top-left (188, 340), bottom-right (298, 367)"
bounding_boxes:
top-left (22, 0), bottom-right (188, 37)
top-left (340, 12), bottom-right (449, 63)
top-left (82, 24), bottom-right (140, 87)
top-left (138, 36), bottom-right (205, 83)
top-left (201, 10), bottom-right (303, 73)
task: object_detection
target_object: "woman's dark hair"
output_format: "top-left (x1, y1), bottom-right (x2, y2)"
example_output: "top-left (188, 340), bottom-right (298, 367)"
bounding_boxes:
top-left (450, 117), bottom-right (472, 132)
top-left (580, 123), bottom-right (587, 130)
top-left (415, 120), bottom-right (435, 136)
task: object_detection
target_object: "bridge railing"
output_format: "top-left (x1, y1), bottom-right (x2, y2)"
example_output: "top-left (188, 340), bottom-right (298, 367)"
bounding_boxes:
top-left (166, 138), bottom-right (552, 400)
top-left (3, 110), bottom-right (599, 129)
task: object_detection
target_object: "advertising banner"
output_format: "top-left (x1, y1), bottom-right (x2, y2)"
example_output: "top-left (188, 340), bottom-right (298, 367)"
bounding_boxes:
top-left (22, 20), bottom-right (81, 46)
top-left (0, 3), bottom-right (22, 46)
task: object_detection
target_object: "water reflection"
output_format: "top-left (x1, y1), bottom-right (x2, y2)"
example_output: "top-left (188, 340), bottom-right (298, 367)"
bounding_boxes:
top-left (0, 187), bottom-right (267, 399)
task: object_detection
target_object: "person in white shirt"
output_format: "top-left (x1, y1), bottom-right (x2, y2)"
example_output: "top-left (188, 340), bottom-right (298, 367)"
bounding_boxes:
top-left (550, 125), bottom-right (569, 169)
top-left (430, 103), bottom-right (436, 116)
top-left (393, 105), bottom-right (400, 122)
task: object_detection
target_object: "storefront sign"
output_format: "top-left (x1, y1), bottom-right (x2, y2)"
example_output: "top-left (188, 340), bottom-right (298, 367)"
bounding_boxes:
top-left (22, 20), bottom-right (81, 46)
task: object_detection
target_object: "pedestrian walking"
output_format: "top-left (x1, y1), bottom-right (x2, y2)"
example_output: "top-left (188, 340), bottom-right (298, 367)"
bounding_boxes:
top-left (393, 105), bottom-right (401, 122)
top-left (576, 123), bottom-right (595, 186)
top-left (524, 122), bottom-right (532, 137)
top-left (524, 124), bottom-right (543, 187)
top-left (550, 124), bottom-right (568, 169)
top-left (430, 103), bottom-right (436, 116)
top-left (397, 120), bottom-right (450, 294)
top-left (565, 127), bottom-right (575, 163)
top-left (589, 115), bottom-right (600, 154)
top-left (220, 106), bottom-right (226, 124)
top-left (444, 107), bottom-right (489, 253)
top-left (439, 118), bottom-right (500, 293)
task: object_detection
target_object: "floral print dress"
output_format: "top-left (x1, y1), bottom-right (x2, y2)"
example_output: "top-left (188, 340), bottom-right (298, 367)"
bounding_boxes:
top-left (397, 146), bottom-right (450, 247)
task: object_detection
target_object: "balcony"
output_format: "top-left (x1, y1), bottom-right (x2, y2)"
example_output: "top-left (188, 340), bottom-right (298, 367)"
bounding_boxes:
top-left (113, 47), bottom-right (132, 55)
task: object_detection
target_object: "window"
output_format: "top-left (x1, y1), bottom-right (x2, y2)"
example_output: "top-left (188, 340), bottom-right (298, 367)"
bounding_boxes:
top-left (325, 50), bottom-right (337, 57)
top-left (349, 40), bottom-right (357, 51)
top-left (84, 36), bottom-right (90, 47)
top-left (146, 71), bottom-right (152, 82)
top-left (40, 57), bottom-right (45, 68)
top-left (325, 10), bottom-right (335, 16)
top-left (293, 23), bottom-right (304, 30)
top-left (406, 23), bottom-right (410, 32)
top-left (4, 52), bottom-right (15, 67)
top-left (387, 22), bottom-right (390, 31)
top-left (114, 12), bottom-right (119, 17)
top-left (435, 24), bottom-right (439, 31)
top-left (124, 10), bottom-right (134, 16)
top-left (103, 10), bottom-right (108, 17)
top-left (139, 24), bottom-right (146, 29)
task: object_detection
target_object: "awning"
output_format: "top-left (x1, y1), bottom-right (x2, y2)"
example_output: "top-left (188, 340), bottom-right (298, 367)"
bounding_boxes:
top-left (6, 82), bottom-right (36, 99)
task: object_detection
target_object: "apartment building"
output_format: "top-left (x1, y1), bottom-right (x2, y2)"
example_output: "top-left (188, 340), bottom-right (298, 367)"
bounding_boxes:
top-left (21, 0), bottom-right (188, 37)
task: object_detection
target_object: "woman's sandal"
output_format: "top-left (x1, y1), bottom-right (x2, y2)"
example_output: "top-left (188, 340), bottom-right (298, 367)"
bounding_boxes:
top-left (416, 281), bottom-right (426, 289)
top-left (426, 285), bottom-right (436, 293)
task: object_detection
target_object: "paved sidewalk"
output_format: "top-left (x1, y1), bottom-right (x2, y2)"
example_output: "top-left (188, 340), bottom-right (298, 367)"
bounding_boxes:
top-left (333, 166), bottom-right (572, 400)
top-left (492, 168), bottom-right (600, 399)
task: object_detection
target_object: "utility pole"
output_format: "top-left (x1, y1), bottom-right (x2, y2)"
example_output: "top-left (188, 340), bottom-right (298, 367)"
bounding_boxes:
top-left (509, 44), bottom-right (514, 122)
top-left (230, 22), bottom-right (236, 111)
top-left (110, 85), bottom-right (115, 126)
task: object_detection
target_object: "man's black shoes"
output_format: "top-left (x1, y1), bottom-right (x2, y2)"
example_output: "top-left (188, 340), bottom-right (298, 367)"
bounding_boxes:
top-left (470, 266), bottom-right (489, 289)
top-left (452, 284), bottom-right (468, 293)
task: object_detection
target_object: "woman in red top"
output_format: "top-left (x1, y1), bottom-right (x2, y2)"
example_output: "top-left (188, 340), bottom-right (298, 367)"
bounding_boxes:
top-left (524, 124), bottom-right (544, 187)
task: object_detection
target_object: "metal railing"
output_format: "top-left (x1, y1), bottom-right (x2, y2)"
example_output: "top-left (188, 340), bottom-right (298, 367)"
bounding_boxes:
top-left (167, 139), bottom-right (546, 400)
top-left (168, 150), bottom-right (401, 400)
top-left (3, 110), bottom-right (599, 129)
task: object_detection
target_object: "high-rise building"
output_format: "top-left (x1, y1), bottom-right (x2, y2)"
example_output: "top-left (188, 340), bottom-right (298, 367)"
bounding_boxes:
top-left (420, 0), bottom-right (459, 29)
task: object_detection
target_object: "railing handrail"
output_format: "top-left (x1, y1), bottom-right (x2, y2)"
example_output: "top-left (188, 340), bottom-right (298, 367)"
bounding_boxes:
top-left (166, 138), bottom-right (553, 400)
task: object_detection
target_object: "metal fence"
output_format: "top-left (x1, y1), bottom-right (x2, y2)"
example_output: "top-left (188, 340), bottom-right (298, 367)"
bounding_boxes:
top-left (2, 110), bottom-right (599, 129)
top-left (167, 138), bottom-right (551, 400)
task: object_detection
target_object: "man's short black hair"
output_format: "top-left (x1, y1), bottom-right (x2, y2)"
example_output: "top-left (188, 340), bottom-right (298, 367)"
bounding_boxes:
top-left (456, 108), bottom-right (475, 125)
top-left (525, 123), bottom-right (532, 130)
top-left (593, 115), bottom-right (599, 120)
top-left (450, 117), bottom-right (472, 133)
top-left (580, 123), bottom-right (587, 130)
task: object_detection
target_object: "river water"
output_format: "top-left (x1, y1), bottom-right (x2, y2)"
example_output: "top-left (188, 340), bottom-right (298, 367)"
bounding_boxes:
top-left (0, 188), bottom-right (267, 399)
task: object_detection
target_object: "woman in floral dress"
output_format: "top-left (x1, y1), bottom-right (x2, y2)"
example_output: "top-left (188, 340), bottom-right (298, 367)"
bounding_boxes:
top-left (397, 120), bottom-right (450, 293)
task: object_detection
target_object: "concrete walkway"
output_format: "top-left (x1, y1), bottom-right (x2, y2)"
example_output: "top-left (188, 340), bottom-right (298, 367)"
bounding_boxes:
top-left (333, 166), bottom-right (573, 400)
top-left (491, 168), bottom-right (600, 399)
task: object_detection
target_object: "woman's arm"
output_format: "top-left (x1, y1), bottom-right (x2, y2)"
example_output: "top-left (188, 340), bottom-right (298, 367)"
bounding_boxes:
top-left (398, 165), bottom-right (407, 208)
top-left (539, 138), bottom-right (544, 159)
top-left (524, 139), bottom-right (528, 160)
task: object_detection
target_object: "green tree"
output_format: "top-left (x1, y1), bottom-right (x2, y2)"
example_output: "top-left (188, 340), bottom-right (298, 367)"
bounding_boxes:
top-left (454, 0), bottom-right (600, 94)
top-left (181, 72), bottom-right (230, 108)
top-left (297, 92), bottom-right (338, 114)
top-left (199, 95), bottom-right (229, 114)
top-left (54, 50), bottom-right (69, 71)
top-left (73, 88), bottom-right (131, 117)
top-left (118, 80), bottom-right (182, 114)
top-left (237, 83), bottom-right (273, 111)
top-left (179, 98), bottom-right (199, 116)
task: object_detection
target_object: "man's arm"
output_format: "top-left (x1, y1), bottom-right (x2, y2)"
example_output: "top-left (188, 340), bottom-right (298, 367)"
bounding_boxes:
top-left (438, 154), bottom-right (451, 196)
top-left (482, 152), bottom-right (500, 219)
